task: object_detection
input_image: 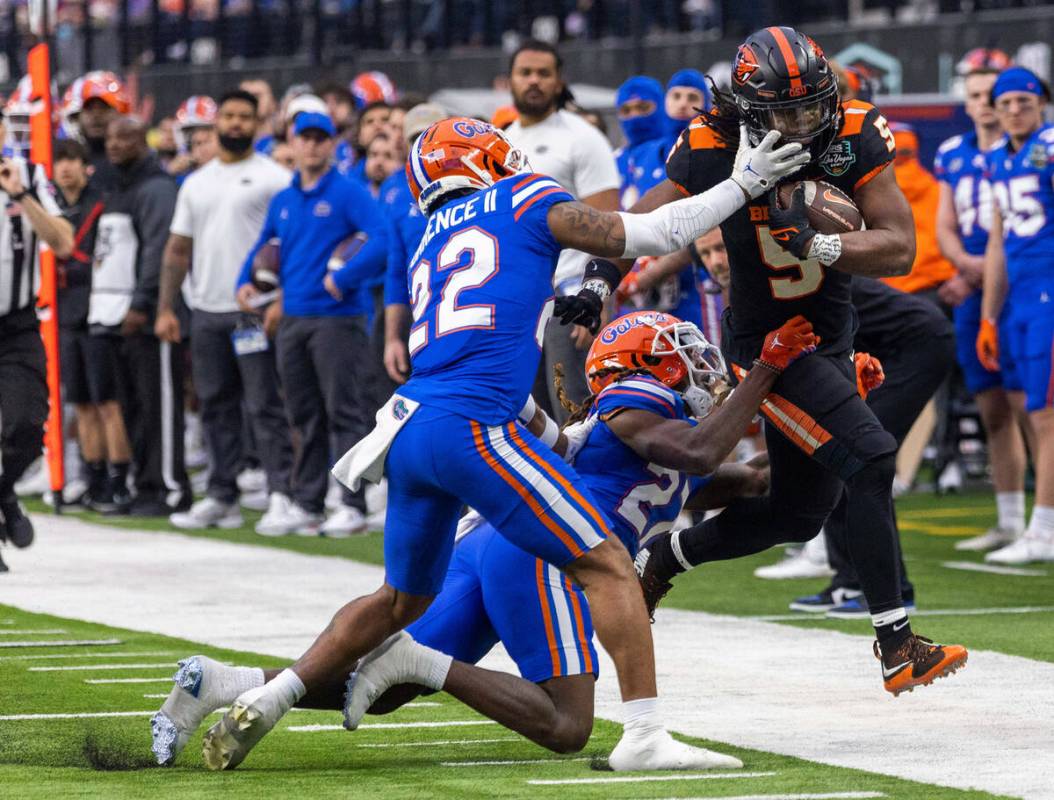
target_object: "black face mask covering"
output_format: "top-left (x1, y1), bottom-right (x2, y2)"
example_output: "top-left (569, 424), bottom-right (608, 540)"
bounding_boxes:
top-left (219, 134), bottom-right (254, 155)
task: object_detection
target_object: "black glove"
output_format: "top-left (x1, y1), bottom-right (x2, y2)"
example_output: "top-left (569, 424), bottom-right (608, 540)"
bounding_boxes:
top-left (767, 184), bottom-right (816, 259)
top-left (553, 259), bottom-right (622, 335)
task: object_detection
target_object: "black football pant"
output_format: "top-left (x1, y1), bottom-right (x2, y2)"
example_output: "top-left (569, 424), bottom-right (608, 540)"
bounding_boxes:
top-left (676, 343), bottom-right (905, 616)
top-left (0, 308), bottom-right (48, 501)
top-left (826, 282), bottom-right (956, 597)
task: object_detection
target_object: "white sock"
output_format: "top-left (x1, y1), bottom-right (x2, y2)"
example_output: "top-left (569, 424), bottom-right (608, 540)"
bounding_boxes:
top-left (621, 696), bottom-right (662, 740)
top-left (1026, 505), bottom-right (1054, 540)
top-left (267, 668), bottom-right (306, 713)
top-left (416, 643), bottom-right (453, 690)
top-left (996, 491), bottom-right (1026, 533)
top-left (222, 666), bottom-right (265, 702)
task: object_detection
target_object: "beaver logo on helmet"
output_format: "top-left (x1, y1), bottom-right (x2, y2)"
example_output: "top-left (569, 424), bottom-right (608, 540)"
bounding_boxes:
top-left (732, 45), bottom-right (760, 86)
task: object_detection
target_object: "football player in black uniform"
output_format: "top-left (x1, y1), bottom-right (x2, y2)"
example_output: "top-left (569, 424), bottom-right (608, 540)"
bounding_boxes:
top-left (629, 27), bottom-right (968, 695)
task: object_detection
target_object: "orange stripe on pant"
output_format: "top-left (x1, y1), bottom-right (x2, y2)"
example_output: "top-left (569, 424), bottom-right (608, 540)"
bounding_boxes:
top-left (563, 575), bottom-right (594, 674)
top-left (535, 560), bottom-right (562, 678)
top-left (731, 364), bottom-right (833, 455)
top-left (470, 420), bottom-right (586, 559)
top-left (506, 423), bottom-right (611, 539)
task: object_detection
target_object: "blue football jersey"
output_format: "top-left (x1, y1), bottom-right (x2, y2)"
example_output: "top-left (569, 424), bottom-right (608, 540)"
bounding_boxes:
top-left (933, 131), bottom-right (995, 257)
top-left (986, 124), bottom-right (1054, 285)
top-left (572, 375), bottom-right (708, 555)
top-left (397, 173), bottom-right (573, 424)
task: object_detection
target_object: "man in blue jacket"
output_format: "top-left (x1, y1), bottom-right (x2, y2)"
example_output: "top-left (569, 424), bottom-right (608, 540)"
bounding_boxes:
top-left (237, 111), bottom-right (387, 536)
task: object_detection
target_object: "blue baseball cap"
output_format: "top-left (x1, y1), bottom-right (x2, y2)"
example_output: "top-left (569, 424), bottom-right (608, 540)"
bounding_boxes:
top-left (294, 111), bottom-right (336, 137)
top-left (991, 67), bottom-right (1050, 102)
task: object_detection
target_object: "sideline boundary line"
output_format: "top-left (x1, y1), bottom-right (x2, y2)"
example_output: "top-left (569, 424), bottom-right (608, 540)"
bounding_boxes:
top-left (941, 561), bottom-right (1047, 577)
top-left (528, 771), bottom-right (776, 785)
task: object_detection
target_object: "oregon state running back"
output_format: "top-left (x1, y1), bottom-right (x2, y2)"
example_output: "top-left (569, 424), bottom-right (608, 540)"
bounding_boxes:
top-left (634, 26), bottom-right (968, 696)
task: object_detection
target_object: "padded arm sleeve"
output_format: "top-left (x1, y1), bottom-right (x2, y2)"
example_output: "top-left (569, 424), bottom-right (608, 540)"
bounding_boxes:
top-left (618, 178), bottom-right (745, 258)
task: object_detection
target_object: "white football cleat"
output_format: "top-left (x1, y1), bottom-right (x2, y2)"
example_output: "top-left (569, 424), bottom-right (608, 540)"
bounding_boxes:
top-left (201, 684), bottom-right (283, 771)
top-left (608, 729), bottom-right (743, 771)
top-left (150, 656), bottom-right (229, 766)
top-left (955, 527), bottom-right (1020, 552)
top-left (170, 497), bottom-right (243, 530)
top-left (985, 534), bottom-right (1054, 565)
top-left (343, 632), bottom-right (432, 730)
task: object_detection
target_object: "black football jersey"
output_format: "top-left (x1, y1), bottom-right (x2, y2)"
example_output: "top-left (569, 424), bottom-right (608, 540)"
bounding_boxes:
top-left (665, 100), bottom-right (896, 363)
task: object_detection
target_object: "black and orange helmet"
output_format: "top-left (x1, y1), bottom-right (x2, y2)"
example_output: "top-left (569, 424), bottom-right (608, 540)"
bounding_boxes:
top-left (730, 26), bottom-right (840, 163)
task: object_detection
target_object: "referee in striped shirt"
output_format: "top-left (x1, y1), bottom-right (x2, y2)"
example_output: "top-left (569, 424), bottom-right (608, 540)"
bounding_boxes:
top-left (0, 117), bottom-right (74, 569)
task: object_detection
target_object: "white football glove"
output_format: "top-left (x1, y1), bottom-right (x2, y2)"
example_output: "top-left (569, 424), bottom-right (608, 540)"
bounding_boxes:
top-left (730, 125), bottom-right (810, 199)
top-left (561, 415), bottom-right (599, 464)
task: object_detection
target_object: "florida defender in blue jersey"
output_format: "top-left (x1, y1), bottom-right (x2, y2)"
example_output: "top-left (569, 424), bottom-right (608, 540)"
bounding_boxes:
top-left (978, 68), bottom-right (1054, 564)
top-left (934, 66), bottom-right (1034, 553)
top-left (198, 116), bottom-right (810, 771)
top-left (153, 313), bottom-right (813, 770)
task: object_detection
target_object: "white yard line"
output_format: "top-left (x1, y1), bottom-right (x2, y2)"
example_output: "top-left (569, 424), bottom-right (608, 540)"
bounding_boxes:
top-left (0, 710), bottom-right (155, 721)
top-left (355, 737), bottom-right (518, 749)
top-left (651, 794), bottom-right (885, 800)
top-left (527, 772), bottom-right (775, 785)
top-left (290, 720), bottom-right (498, 732)
top-left (0, 639), bottom-right (122, 649)
top-left (941, 561), bottom-right (1048, 577)
top-left (442, 757), bottom-right (591, 767)
top-left (0, 650), bottom-right (175, 662)
top-left (4, 513), bottom-right (1052, 800)
top-left (0, 629), bottom-right (67, 635)
top-left (30, 662), bottom-right (181, 672)
top-left (142, 694), bottom-right (169, 699)
top-left (83, 677), bottom-right (173, 684)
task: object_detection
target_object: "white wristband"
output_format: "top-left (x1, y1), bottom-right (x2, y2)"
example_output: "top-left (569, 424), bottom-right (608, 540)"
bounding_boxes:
top-left (807, 233), bottom-right (842, 266)
top-left (619, 179), bottom-right (746, 258)
top-left (517, 393), bottom-right (560, 449)
top-left (517, 394), bottom-right (538, 425)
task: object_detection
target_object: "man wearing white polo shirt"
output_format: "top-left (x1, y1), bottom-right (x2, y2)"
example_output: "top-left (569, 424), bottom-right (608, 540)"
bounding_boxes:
top-left (155, 89), bottom-right (294, 533)
top-left (505, 39), bottom-right (620, 421)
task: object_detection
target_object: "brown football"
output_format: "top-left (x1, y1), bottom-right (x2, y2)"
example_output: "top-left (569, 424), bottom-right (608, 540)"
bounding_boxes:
top-left (777, 180), bottom-right (864, 234)
top-left (251, 239), bottom-right (281, 291)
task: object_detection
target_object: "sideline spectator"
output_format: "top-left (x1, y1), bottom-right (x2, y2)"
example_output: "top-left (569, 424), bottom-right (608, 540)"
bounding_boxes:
top-left (241, 79), bottom-right (279, 154)
top-left (155, 89), bottom-right (295, 534)
top-left (236, 111), bottom-right (388, 537)
top-left (0, 119), bottom-right (74, 563)
top-left (504, 39), bottom-right (620, 422)
top-left (89, 116), bottom-right (191, 516)
top-left (344, 101), bottom-right (392, 185)
top-left (664, 68), bottom-right (711, 140)
top-left (53, 140), bottom-right (131, 513)
top-left (62, 71), bottom-right (132, 192)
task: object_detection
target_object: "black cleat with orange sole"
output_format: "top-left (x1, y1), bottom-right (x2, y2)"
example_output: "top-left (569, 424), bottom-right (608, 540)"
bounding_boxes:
top-left (874, 634), bottom-right (968, 696)
top-left (634, 540), bottom-right (674, 622)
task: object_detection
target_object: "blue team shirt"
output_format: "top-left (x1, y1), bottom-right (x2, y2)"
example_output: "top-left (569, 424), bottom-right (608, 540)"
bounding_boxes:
top-left (573, 375), bottom-right (708, 555)
top-left (381, 170), bottom-right (426, 307)
top-left (396, 173), bottom-right (573, 424)
top-left (985, 123), bottom-right (1054, 291)
top-left (933, 131), bottom-right (995, 257)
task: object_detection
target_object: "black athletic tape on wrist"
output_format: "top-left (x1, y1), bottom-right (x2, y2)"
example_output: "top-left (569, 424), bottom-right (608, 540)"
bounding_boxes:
top-left (584, 259), bottom-right (621, 293)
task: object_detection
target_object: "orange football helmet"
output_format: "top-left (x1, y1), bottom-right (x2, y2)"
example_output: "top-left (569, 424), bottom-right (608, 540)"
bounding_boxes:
top-left (174, 95), bottom-right (217, 151)
top-left (586, 311), bottom-right (726, 417)
top-left (62, 71), bottom-right (131, 118)
top-left (351, 71), bottom-right (397, 108)
top-left (407, 116), bottom-right (529, 214)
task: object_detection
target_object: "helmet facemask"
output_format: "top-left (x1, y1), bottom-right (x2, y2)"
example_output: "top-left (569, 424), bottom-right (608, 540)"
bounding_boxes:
top-left (738, 83), bottom-right (841, 163)
top-left (651, 321), bottom-right (726, 418)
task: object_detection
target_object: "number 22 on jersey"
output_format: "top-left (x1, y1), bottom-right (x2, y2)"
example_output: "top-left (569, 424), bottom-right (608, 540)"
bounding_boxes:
top-left (755, 225), bottom-right (825, 300)
top-left (408, 227), bottom-right (500, 355)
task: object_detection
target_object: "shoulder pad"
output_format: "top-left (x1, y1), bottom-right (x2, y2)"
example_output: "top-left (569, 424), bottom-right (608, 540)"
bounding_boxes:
top-left (937, 135), bottom-right (964, 154)
top-left (685, 115), bottom-right (730, 151)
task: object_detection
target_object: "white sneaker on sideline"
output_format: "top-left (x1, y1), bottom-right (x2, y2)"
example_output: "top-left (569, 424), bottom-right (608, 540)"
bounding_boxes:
top-left (170, 497), bottom-right (243, 530)
top-left (955, 527), bottom-right (1020, 552)
top-left (254, 493), bottom-right (292, 536)
top-left (256, 500), bottom-right (322, 537)
top-left (754, 533), bottom-right (833, 580)
top-left (14, 458), bottom-right (49, 497)
top-left (985, 534), bottom-right (1054, 565)
top-left (150, 656), bottom-right (231, 765)
top-left (239, 489), bottom-right (269, 512)
top-left (236, 467), bottom-right (266, 494)
top-left (324, 479), bottom-right (343, 512)
top-left (320, 505), bottom-right (368, 538)
top-left (608, 728), bottom-right (743, 771)
top-left (190, 468), bottom-right (210, 495)
top-left (365, 509), bottom-right (386, 532)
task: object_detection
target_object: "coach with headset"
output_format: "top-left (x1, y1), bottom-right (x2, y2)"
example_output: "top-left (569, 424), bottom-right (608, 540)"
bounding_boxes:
top-left (0, 119), bottom-right (74, 568)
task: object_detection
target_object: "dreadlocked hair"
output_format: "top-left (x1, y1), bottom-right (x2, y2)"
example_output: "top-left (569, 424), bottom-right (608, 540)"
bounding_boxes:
top-left (553, 363), bottom-right (654, 426)
top-left (700, 77), bottom-right (743, 146)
